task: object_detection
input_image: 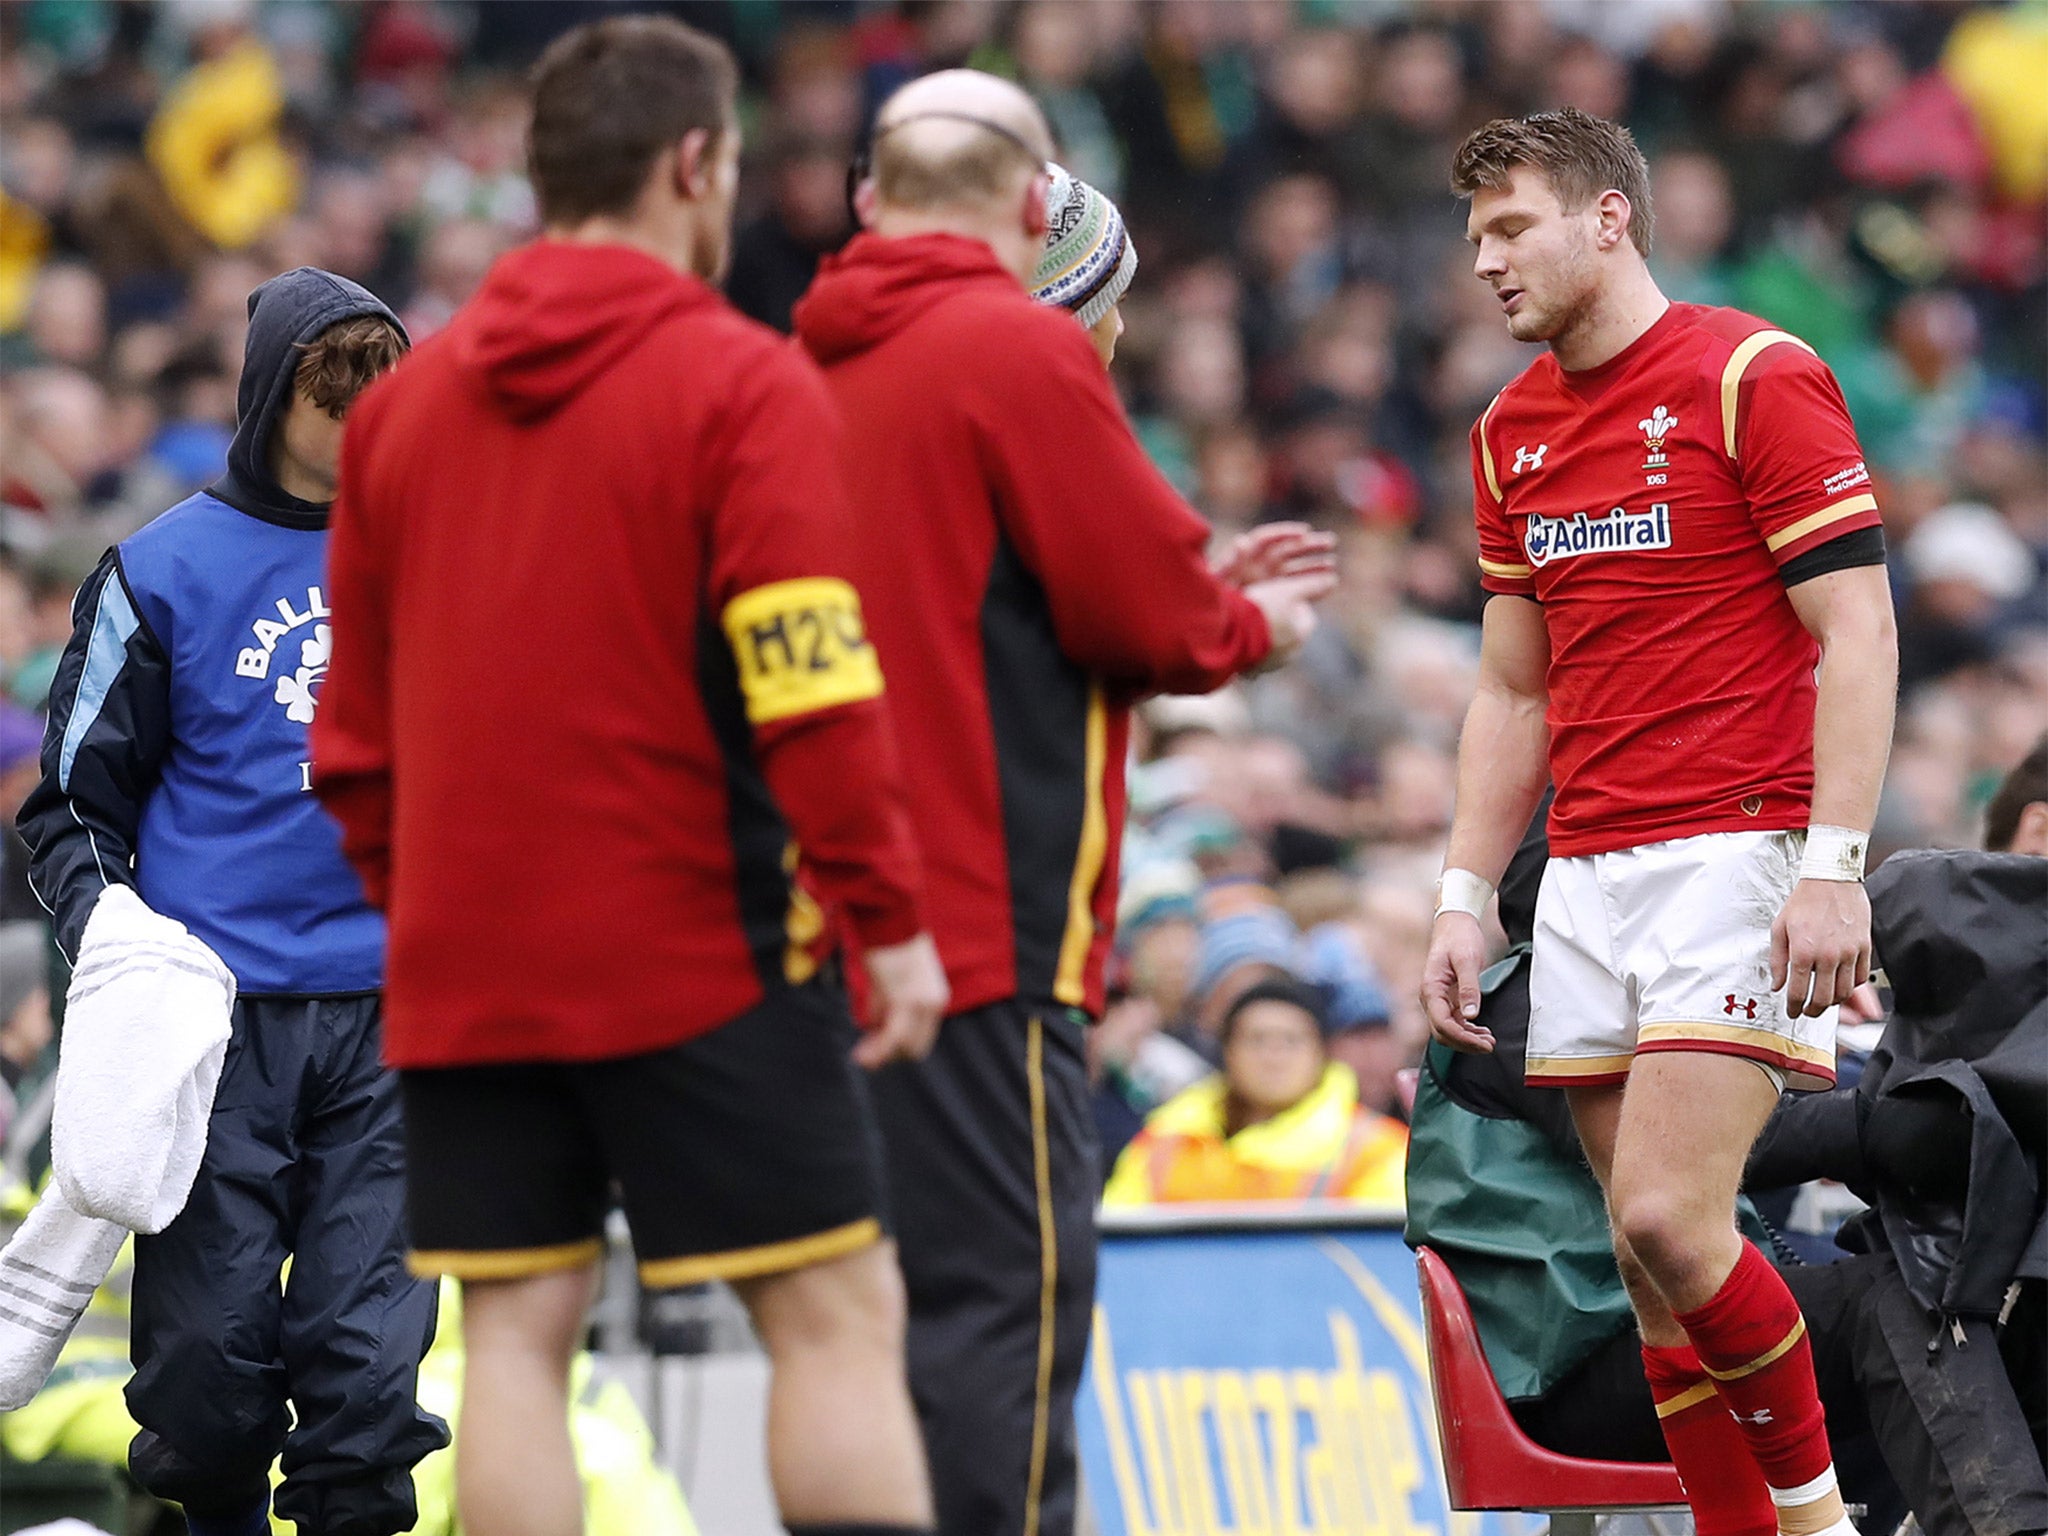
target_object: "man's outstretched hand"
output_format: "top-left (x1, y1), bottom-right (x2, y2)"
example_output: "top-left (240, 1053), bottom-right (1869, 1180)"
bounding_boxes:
top-left (1214, 523), bottom-right (1337, 588)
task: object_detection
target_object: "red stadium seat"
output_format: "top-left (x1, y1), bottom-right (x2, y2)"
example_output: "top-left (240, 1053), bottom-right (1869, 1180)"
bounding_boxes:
top-left (1415, 1247), bottom-right (1688, 1520)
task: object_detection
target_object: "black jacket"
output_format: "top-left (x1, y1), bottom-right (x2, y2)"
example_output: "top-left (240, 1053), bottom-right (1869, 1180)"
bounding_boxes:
top-left (1748, 851), bottom-right (2048, 1320)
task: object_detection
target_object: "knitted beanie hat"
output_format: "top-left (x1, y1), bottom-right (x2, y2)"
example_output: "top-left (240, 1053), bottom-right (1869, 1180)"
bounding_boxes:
top-left (1193, 902), bottom-right (1301, 1003)
top-left (1298, 923), bottom-right (1392, 1035)
top-left (1030, 162), bottom-right (1138, 331)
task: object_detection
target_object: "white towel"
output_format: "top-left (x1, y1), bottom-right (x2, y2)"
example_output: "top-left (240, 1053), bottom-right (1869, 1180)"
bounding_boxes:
top-left (0, 1183), bottom-right (125, 1409)
top-left (53, 884), bottom-right (235, 1234)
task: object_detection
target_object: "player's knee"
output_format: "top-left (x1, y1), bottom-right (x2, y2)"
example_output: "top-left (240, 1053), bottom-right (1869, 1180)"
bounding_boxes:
top-left (1611, 1188), bottom-right (1711, 1286)
top-left (745, 1240), bottom-right (908, 1362)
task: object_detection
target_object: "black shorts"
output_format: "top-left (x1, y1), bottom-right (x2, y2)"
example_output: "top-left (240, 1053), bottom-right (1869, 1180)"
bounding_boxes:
top-left (400, 980), bottom-right (882, 1288)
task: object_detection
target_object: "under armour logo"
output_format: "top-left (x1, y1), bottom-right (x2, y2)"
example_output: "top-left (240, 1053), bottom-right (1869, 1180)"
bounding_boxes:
top-left (1734, 1408), bottom-right (1775, 1426)
top-left (1724, 994), bottom-right (1759, 1020)
top-left (1512, 444), bottom-right (1549, 474)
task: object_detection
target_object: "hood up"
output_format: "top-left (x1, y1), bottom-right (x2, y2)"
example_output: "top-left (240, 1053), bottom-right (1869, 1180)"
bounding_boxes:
top-left (211, 267), bottom-right (405, 530)
top-left (454, 240), bottom-right (716, 424)
top-left (1869, 850), bottom-right (2046, 1059)
top-left (792, 232), bottom-right (1020, 366)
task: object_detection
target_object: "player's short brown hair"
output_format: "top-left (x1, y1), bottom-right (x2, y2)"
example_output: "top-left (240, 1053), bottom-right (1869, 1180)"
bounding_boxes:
top-left (1983, 734), bottom-right (2048, 852)
top-left (527, 14), bottom-right (738, 228)
top-left (1451, 107), bottom-right (1656, 256)
top-left (294, 314), bottom-right (407, 419)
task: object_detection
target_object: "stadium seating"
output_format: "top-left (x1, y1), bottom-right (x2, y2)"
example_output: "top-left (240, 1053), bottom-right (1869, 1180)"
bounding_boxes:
top-left (1415, 1247), bottom-right (1687, 1531)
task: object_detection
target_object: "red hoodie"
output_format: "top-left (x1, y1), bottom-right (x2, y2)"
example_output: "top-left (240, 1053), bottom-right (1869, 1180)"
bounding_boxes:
top-left (315, 240), bottom-right (924, 1067)
top-left (793, 234), bottom-right (1269, 1019)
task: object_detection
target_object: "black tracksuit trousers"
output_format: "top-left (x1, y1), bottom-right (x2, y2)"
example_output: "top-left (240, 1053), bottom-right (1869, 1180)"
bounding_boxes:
top-left (127, 996), bottom-right (446, 1535)
top-left (871, 1001), bottom-right (1100, 1536)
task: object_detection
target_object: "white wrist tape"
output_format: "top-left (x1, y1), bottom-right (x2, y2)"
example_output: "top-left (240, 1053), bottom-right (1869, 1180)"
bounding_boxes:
top-left (1799, 825), bottom-right (1868, 883)
top-left (1434, 868), bottom-right (1494, 919)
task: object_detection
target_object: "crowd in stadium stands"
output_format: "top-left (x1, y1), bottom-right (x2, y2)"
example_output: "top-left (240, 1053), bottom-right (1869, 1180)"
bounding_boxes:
top-left (1, 0), bottom-right (2043, 1173)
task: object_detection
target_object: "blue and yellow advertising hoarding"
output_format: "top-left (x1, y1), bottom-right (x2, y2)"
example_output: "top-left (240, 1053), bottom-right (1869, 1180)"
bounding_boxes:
top-left (1079, 1208), bottom-right (1533, 1536)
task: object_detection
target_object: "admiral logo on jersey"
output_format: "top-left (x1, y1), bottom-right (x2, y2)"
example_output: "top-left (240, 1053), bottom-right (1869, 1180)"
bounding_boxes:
top-left (1524, 503), bottom-right (1672, 567)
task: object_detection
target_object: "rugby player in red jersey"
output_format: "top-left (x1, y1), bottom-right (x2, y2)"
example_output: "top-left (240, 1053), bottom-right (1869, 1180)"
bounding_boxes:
top-left (1420, 110), bottom-right (1896, 1536)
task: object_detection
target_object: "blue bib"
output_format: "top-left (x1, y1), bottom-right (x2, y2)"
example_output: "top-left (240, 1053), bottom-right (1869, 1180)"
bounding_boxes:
top-left (119, 493), bottom-right (383, 993)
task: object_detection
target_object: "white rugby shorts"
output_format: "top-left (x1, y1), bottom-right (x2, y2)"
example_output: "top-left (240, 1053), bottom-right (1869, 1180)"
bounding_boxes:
top-left (1526, 830), bottom-right (1837, 1091)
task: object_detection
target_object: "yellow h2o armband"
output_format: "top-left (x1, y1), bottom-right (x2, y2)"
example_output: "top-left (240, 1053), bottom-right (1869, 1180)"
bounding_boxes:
top-left (721, 577), bottom-right (885, 725)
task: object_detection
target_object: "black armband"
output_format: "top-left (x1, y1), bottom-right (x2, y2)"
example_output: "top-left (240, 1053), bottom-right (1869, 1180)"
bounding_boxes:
top-left (1780, 524), bottom-right (1886, 587)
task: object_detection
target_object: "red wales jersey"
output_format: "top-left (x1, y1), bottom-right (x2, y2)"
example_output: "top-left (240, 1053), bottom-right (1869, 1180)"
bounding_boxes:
top-left (1471, 303), bottom-right (1882, 856)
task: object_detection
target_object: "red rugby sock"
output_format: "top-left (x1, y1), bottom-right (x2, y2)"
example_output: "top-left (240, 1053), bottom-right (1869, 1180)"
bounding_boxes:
top-left (1676, 1242), bottom-right (1847, 1535)
top-left (1643, 1341), bottom-right (1776, 1536)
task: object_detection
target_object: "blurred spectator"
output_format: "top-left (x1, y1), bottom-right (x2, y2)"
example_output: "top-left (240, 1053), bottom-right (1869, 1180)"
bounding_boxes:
top-left (1239, 172), bottom-right (1343, 377)
top-left (21, 260), bottom-right (106, 368)
top-left (1983, 734), bottom-right (2048, 854)
top-left (1187, 882), bottom-right (1300, 1050)
top-left (1646, 148), bottom-right (1737, 306)
top-left (5, 367), bottom-right (110, 520)
top-left (1100, 0), bottom-right (1256, 253)
top-left (0, 701), bottom-right (45, 921)
top-left (1004, 0), bottom-right (1124, 199)
top-left (1103, 977), bottom-right (1408, 1207)
top-left (727, 125), bottom-right (854, 334)
top-left (1942, 6), bottom-right (2048, 205)
top-left (0, 921), bottom-right (53, 1141)
top-left (1292, 902), bottom-right (1401, 1095)
top-left (417, 75), bottom-right (537, 231)
top-left (1091, 863), bottom-right (1210, 1165)
top-left (143, 2), bottom-right (297, 250)
top-left (0, 560), bottom-right (30, 698)
top-left (400, 215), bottom-right (504, 340)
top-left (1900, 501), bottom-right (2041, 688)
top-left (295, 165), bottom-right (409, 299)
top-left (4, 367), bottom-right (183, 536)
top-left (7, 542), bottom-right (93, 711)
top-left (1351, 24), bottom-right (1465, 219)
top-left (1231, 26), bottom-right (1365, 202)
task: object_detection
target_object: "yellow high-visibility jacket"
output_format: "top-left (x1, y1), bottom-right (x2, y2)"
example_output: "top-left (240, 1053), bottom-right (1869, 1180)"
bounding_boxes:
top-left (1103, 1063), bottom-right (1408, 1208)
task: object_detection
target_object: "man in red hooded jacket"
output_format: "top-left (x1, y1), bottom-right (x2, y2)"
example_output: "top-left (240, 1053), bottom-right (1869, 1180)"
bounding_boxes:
top-left (793, 69), bottom-right (1335, 1536)
top-left (314, 18), bottom-right (947, 1536)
